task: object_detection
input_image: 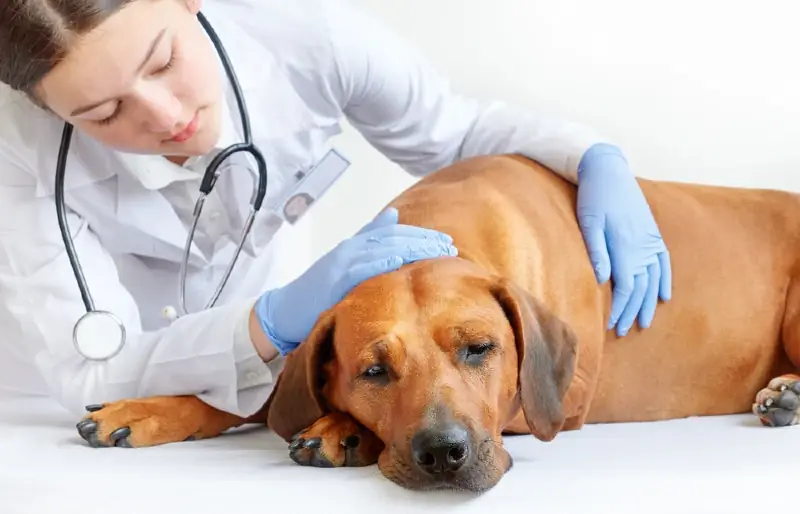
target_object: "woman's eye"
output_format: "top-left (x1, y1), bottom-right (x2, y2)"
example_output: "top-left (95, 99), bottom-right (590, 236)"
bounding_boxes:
top-left (96, 109), bottom-right (121, 126)
top-left (158, 55), bottom-right (174, 73)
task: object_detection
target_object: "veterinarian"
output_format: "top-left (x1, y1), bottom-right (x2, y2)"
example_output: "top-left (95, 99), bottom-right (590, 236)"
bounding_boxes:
top-left (0, 0), bottom-right (671, 417)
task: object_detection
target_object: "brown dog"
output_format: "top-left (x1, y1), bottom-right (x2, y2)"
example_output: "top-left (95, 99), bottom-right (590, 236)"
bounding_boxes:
top-left (76, 154), bottom-right (800, 492)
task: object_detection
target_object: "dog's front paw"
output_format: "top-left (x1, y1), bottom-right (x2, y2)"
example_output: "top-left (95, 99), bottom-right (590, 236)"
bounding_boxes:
top-left (753, 375), bottom-right (800, 427)
top-left (76, 396), bottom-right (236, 448)
top-left (289, 412), bottom-right (383, 468)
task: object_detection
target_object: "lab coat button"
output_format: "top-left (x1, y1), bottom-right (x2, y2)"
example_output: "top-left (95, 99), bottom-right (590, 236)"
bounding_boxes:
top-left (246, 371), bottom-right (260, 382)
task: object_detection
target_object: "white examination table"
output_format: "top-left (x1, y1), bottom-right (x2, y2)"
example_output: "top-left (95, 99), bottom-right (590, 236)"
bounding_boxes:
top-left (0, 393), bottom-right (795, 514)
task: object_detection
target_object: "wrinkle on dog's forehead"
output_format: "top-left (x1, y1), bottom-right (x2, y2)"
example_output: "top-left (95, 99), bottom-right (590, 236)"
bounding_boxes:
top-left (333, 259), bottom-right (509, 356)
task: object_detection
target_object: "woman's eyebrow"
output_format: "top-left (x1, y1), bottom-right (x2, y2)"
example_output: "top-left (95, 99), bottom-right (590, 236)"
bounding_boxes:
top-left (69, 27), bottom-right (167, 117)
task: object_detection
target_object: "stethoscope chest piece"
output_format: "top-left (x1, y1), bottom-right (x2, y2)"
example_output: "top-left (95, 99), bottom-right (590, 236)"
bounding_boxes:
top-left (73, 310), bottom-right (127, 361)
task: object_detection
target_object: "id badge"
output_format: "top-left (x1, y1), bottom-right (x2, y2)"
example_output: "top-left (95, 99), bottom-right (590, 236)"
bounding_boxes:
top-left (277, 148), bottom-right (350, 225)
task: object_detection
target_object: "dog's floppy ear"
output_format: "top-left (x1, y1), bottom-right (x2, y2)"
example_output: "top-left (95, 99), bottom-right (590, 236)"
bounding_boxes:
top-left (492, 278), bottom-right (577, 442)
top-left (265, 310), bottom-right (336, 442)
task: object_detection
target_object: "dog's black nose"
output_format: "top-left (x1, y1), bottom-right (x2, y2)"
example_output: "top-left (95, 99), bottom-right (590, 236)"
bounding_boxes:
top-left (411, 423), bottom-right (471, 475)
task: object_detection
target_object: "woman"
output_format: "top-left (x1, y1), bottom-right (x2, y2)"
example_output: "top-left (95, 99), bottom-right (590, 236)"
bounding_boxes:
top-left (0, 0), bottom-right (670, 418)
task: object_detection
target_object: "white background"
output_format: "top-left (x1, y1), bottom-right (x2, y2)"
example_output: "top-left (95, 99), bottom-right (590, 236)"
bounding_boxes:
top-left (288, 0), bottom-right (800, 273)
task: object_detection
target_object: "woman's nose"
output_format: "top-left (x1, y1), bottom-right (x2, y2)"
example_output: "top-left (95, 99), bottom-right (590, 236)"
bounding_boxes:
top-left (136, 85), bottom-right (182, 133)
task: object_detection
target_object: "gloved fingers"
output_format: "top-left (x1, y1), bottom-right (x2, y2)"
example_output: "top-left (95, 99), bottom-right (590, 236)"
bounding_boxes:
top-left (336, 240), bottom-right (458, 299)
top-left (577, 212), bottom-right (611, 284)
top-left (334, 256), bottom-right (406, 301)
top-left (347, 238), bottom-right (458, 269)
top-left (637, 262), bottom-right (661, 329)
top-left (355, 207), bottom-right (399, 235)
top-left (358, 223), bottom-right (455, 246)
top-left (657, 250), bottom-right (672, 302)
top-left (614, 272), bottom-right (648, 337)
top-left (608, 271), bottom-right (634, 330)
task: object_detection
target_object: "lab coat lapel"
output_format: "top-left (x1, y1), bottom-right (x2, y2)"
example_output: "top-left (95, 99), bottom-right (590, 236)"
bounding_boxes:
top-left (203, 15), bottom-right (325, 251)
top-left (208, 10), bottom-right (319, 196)
top-left (114, 168), bottom-right (208, 267)
top-left (25, 123), bottom-right (205, 266)
top-left (30, 121), bottom-right (117, 198)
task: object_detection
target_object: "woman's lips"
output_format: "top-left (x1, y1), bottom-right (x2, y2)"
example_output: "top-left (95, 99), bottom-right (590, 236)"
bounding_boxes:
top-left (168, 111), bottom-right (200, 143)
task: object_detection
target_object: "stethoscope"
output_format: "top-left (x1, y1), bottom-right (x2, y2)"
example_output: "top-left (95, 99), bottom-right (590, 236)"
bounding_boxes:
top-left (55, 12), bottom-right (268, 362)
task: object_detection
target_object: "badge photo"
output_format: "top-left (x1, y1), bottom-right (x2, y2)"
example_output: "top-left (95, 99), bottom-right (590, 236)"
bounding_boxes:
top-left (276, 148), bottom-right (350, 225)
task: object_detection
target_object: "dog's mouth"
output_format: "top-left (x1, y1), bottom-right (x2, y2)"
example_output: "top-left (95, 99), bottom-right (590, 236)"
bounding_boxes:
top-left (379, 435), bottom-right (512, 493)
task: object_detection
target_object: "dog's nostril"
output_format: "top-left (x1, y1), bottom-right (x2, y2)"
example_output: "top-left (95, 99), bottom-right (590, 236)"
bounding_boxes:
top-left (411, 422), bottom-right (471, 475)
top-left (420, 452), bottom-right (436, 467)
top-left (448, 444), bottom-right (466, 463)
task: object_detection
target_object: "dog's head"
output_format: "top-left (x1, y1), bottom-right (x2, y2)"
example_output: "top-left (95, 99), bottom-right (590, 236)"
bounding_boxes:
top-left (266, 257), bottom-right (577, 493)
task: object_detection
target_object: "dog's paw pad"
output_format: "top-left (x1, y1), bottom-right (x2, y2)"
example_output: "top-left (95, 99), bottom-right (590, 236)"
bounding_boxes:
top-left (753, 376), bottom-right (800, 427)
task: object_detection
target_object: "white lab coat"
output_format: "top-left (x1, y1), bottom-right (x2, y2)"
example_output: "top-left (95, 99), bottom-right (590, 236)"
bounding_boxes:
top-left (0, 0), bottom-right (606, 418)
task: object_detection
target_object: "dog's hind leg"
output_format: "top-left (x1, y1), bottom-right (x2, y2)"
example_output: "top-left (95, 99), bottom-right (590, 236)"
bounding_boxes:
top-left (752, 273), bottom-right (800, 427)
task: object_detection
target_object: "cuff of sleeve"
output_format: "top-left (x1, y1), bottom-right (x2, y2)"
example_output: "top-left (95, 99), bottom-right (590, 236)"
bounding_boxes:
top-left (252, 291), bottom-right (297, 357)
top-left (564, 138), bottom-right (618, 184)
top-left (232, 299), bottom-right (275, 390)
top-left (577, 142), bottom-right (628, 177)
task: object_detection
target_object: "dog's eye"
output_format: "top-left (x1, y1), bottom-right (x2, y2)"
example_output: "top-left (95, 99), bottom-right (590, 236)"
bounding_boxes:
top-left (363, 365), bottom-right (386, 377)
top-left (463, 342), bottom-right (496, 365)
top-left (360, 365), bottom-right (389, 384)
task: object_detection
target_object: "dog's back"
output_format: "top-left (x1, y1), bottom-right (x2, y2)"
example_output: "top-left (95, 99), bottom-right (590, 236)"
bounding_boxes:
top-left (390, 154), bottom-right (800, 423)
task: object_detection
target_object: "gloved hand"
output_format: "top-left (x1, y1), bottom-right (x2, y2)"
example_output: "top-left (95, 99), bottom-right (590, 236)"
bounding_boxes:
top-left (254, 207), bottom-right (458, 356)
top-left (576, 143), bottom-right (672, 337)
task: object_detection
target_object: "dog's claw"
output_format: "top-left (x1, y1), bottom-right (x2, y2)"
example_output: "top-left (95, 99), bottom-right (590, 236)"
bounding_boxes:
top-left (85, 404), bottom-right (104, 413)
top-left (76, 419), bottom-right (96, 435)
top-left (76, 419), bottom-right (110, 448)
top-left (110, 427), bottom-right (132, 448)
top-left (302, 437), bottom-right (322, 449)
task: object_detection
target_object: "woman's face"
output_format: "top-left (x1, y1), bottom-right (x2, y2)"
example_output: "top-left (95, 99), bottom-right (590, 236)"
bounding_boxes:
top-left (285, 195), bottom-right (311, 218)
top-left (36, 0), bottom-right (223, 159)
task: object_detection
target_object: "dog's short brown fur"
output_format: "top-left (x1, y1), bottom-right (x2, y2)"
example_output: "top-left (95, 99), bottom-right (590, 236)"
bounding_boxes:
top-left (77, 155), bottom-right (800, 492)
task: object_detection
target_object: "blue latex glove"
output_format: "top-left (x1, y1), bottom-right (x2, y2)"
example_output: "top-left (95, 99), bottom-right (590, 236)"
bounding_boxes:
top-left (577, 143), bottom-right (672, 337)
top-left (255, 207), bottom-right (458, 356)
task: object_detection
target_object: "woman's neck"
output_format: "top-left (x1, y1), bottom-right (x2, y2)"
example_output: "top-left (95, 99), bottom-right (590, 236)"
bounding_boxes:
top-left (165, 155), bottom-right (189, 166)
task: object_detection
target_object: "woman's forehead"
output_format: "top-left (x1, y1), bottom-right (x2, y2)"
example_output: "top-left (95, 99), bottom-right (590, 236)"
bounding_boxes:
top-left (62, 1), bottom-right (176, 70)
top-left (38, 0), bottom-right (183, 112)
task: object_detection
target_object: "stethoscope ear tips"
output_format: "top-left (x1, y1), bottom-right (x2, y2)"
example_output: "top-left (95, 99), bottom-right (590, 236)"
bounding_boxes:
top-left (162, 305), bottom-right (179, 322)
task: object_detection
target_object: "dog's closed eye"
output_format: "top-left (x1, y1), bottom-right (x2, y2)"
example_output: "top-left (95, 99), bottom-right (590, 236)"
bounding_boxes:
top-left (460, 341), bottom-right (497, 366)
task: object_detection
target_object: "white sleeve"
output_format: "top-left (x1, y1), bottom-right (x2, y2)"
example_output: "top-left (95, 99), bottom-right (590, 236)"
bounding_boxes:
top-left (0, 119), bottom-right (279, 419)
top-left (320, 0), bottom-right (610, 183)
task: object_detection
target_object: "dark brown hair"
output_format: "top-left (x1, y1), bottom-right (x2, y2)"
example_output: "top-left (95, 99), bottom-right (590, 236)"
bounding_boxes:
top-left (0, 0), bottom-right (135, 102)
